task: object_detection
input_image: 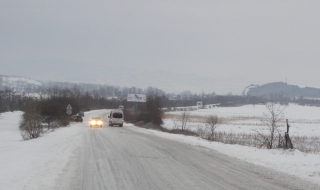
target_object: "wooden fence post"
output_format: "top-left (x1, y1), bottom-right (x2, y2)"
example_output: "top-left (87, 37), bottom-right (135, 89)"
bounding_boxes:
top-left (285, 119), bottom-right (293, 149)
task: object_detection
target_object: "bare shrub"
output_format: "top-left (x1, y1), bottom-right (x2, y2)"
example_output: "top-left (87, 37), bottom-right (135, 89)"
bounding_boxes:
top-left (197, 126), bottom-right (209, 139)
top-left (139, 122), bottom-right (165, 131)
top-left (19, 101), bottom-right (43, 140)
top-left (47, 121), bottom-right (62, 129)
top-left (170, 128), bottom-right (198, 136)
top-left (253, 102), bottom-right (286, 149)
top-left (138, 121), bottom-right (198, 137)
top-left (216, 132), bottom-right (270, 147)
top-left (172, 118), bottom-right (179, 129)
top-left (196, 129), bottom-right (320, 153)
top-left (164, 113), bottom-right (251, 125)
top-left (291, 136), bottom-right (320, 153)
top-left (202, 131), bottom-right (258, 146)
top-left (206, 115), bottom-right (219, 140)
top-left (177, 111), bottom-right (190, 131)
top-left (123, 108), bottom-right (137, 123)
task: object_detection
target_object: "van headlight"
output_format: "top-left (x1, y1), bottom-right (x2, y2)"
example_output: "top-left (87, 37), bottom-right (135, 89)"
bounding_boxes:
top-left (90, 120), bottom-right (96, 125)
top-left (97, 121), bottom-right (103, 125)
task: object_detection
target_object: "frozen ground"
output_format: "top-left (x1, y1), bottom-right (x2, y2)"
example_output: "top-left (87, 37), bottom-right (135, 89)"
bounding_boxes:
top-left (163, 104), bottom-right (320, 136)
top-left (0, 106), bottom-right (320, 189)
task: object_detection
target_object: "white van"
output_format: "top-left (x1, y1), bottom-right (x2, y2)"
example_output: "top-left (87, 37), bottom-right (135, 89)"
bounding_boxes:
top-left (108, 109), bottom-right (124, 127)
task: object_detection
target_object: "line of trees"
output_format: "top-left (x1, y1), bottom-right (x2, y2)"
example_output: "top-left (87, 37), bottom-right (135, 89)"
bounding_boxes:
top-left (2, 83), bottom-right (320, 141)
top-left (0, 89), bottom-right (32, 112)
top-left (0, 87), bottom-right (128, 140)
top-left (4, 79), bottom-right (320, 110)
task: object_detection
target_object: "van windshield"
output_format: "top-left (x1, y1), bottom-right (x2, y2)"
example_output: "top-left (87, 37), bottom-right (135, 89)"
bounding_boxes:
top-left (112, 113), bottom-right (123, 118)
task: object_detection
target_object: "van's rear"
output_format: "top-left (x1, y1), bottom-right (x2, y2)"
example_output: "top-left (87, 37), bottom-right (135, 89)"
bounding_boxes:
top-left (109, 110), bottom-right (124, 127)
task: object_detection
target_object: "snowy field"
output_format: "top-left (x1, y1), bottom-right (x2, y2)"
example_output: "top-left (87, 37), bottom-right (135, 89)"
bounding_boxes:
top-left (0, 110), bottom-right (105, 190)
top-left (0, 106), bottom-right (320, 189)
top-left (163, 104), bottom-right (320, 137)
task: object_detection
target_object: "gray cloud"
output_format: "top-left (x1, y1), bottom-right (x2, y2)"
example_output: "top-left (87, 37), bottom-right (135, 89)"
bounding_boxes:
top-left (1, 1), bottom-right (320, 94)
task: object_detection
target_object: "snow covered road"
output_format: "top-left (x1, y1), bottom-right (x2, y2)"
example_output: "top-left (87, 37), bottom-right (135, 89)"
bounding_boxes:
top-left (54, 111), bottom-right (319, 190)
top-left (1, 110), bottom-right (320, 190)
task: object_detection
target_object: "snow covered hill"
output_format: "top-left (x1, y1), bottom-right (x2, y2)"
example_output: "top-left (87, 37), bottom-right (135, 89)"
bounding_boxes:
top-left (244, 82), bottom-right (320, 98)
top-left (0, 75), bottom-right (42, 92)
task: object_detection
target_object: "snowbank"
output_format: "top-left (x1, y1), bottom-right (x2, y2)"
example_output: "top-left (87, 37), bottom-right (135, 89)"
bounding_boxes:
top-left (0, 111), bottom-right (85, 190)
top-left (127, 124), bottom-right (320, 186)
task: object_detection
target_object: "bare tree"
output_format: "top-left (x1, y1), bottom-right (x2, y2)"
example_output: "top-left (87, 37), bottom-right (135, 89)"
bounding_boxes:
top-left (175, 111), bottom-right (190, 131)
top-left (137, 92), bottom-right (164, 126)
top-left (253, 102), bottom-right (286, 149)
top-left (19, 100), bottom-right (43, 140)
top-left (206, 115), bottom-right (219, 140)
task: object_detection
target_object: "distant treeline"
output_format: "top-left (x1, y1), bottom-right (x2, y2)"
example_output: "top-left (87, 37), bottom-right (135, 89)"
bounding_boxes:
top-left (2, 85), bottom-right (320, 115)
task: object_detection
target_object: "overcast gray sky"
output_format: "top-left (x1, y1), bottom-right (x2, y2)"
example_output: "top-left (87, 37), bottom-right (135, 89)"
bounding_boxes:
top-left (1, 1), bottom-right (320, 94)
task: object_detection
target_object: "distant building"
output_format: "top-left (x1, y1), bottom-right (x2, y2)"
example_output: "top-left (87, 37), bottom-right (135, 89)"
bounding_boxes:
top-left (197, 101), bottom-right (203, 109)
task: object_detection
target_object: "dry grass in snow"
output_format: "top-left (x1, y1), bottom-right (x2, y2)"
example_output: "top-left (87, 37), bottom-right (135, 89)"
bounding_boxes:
top-left (163, 104), bottom-right (320, 153)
